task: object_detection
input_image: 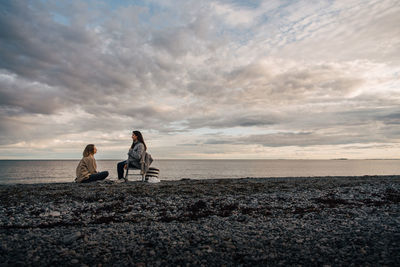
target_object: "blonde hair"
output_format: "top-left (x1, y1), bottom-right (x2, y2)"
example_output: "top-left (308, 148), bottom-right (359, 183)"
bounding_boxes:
top-left (83, 144), bottom-right (95, 157)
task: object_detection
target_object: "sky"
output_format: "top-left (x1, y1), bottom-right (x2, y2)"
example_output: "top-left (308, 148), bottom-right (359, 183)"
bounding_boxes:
top-left (0, 0), bottom-right (399, 160)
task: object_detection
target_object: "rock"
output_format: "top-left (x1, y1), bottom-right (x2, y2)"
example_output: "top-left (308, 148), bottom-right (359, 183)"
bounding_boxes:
top-left (49, 211), bottom-right (61, 217)
top-left (63, 232), bottom-right (83, 244)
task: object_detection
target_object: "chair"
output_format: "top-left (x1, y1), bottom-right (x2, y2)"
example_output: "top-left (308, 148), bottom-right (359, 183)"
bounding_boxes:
top-left (124, 167), bottom-right (145, 182)
top-left (125, 166), bottom-right (160, 182)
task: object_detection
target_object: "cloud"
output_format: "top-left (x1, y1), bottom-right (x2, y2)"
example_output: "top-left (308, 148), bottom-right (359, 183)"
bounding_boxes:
top-left (210, 1), bottom-right (260, 27)
top-left (0, 71), bottom-right (67, 114)
top-left (241, 128), bottom-right (396, 147)
top-left (0, 0), bottom-right (399, 159)
top-left (203, 124), bottom-right (400, 147)
top-left (270, 0), bottom-right (400, 63)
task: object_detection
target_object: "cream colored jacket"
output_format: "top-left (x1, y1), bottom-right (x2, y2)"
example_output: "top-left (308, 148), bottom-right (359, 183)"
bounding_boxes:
top-left (75, 155), bottom-right (97, 183)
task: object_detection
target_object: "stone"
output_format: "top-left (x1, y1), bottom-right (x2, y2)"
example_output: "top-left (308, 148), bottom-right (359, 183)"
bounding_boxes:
top-left (49, 211), bottom-right (61, 217)
top-left (63, 232), bottom-right (82, 244)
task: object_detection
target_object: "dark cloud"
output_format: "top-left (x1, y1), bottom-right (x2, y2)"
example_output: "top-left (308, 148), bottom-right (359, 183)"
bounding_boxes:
top-left (204, 139), bottom-right (232, 145)
top-left (152, 29), bottom-right (194, 57)
top-left (0, 72), bottom-right (65, 114)
top-left (186, 113), bottom-right (281, 129)
top-left (379, 112), bottom-right (400, 125)
top-left (202, 128), bottom-right (396, 147)
top-left (243, 131), bottom-right (389, 147)
top-left (0, 1), bottom-right (151, 105)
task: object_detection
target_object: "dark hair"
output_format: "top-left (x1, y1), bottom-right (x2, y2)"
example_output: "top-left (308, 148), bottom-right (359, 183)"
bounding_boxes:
top-left (83, 144), bottom-right (95, 157)
top-left (131, 131), bottom-right (147, 151)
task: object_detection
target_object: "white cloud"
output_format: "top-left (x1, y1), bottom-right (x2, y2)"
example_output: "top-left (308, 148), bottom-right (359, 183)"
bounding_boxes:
top-left (210, 2), bottom-right (260, 27)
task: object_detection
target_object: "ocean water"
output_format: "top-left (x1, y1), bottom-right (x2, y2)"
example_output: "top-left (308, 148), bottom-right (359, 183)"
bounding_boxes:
top-left (0, 159), bottom-right (399, 184)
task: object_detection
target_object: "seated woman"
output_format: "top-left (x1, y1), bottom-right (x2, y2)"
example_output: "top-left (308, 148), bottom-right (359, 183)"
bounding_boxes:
top-left (117, 130), bottom-right (151, 181)
top-left (75, 144), bottom-right (109, 183)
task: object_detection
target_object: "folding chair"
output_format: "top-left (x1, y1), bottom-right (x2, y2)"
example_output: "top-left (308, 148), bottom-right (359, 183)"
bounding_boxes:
top-left (124, 167), bottom-right (145, 182)
top-left (125, 166), bottom-right (160, 182)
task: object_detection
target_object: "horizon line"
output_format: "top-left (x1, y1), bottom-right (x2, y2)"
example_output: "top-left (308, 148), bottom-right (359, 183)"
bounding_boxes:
top-left (0, 158), bottom-right (399, 161)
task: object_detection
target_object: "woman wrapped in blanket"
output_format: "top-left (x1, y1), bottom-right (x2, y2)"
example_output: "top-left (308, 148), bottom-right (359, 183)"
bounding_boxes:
top-left (117, 131), bottom-right (147, 181)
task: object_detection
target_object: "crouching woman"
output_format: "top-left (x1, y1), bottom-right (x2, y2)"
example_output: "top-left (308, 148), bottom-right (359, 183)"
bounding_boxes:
top-left (75, 144), bottom-right (109, 183)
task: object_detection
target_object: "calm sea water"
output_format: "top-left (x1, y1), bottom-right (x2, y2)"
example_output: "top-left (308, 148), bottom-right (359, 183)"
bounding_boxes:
top-left (0, 159), bottom-right (399, 184)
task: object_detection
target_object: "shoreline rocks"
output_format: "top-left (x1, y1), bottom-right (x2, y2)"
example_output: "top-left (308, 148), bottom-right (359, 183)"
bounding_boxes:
top-left (1, 176), bottom-right (400, 266)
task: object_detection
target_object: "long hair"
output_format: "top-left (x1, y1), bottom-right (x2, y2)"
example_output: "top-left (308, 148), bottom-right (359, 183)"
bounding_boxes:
top-left (131, 131), bottom-right (147, 151)
top-left (83, 144), bottom-right (95, 157)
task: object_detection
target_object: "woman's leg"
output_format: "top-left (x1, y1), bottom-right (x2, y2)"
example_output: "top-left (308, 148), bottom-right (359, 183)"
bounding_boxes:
top-left (117, 161), bottom-right (126, 179)
top-left (82, 171), bottom-right (109, 183)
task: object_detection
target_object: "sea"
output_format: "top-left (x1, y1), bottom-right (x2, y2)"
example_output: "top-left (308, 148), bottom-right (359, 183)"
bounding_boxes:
top-left (0, 159), bottom-right (399, 184)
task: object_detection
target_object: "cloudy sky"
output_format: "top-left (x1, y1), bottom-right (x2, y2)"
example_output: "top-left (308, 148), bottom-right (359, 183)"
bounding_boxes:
top-left (0, 0), bottom-right (399, 159)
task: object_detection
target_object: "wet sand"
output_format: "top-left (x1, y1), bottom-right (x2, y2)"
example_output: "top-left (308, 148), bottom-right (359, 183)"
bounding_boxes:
top-left (1, 175), bottom-right (400, 266)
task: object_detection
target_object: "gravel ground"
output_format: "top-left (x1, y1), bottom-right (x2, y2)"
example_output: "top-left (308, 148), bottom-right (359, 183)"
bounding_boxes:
top-left (1, 175), bottom-right (400, 266)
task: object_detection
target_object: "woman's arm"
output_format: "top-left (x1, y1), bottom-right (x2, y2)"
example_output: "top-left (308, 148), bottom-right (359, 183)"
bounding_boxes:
top-left (84, 156), bottom-right (98, 174)
top-left (128, 143), bottom-right (145, 160)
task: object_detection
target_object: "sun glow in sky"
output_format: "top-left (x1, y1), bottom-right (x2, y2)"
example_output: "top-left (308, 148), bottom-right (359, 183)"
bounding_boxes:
top-left (0, 0), bottom-right (399, 159)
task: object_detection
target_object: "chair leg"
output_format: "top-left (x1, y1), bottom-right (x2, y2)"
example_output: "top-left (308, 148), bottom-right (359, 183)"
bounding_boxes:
top-left (124, 168), bottom-right (128, 179)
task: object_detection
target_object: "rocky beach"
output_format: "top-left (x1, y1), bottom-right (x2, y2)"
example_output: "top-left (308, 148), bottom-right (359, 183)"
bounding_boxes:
top-left (1, 175), bottom-right (400, 266)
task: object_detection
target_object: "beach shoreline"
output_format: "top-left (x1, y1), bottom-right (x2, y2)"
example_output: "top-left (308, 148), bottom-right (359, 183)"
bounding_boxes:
top-left (1, 175), bottom-right (399, 266)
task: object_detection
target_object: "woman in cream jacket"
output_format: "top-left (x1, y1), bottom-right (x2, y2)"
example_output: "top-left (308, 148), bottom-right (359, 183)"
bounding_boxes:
top-left (75, 144), bottom-right (109, 183)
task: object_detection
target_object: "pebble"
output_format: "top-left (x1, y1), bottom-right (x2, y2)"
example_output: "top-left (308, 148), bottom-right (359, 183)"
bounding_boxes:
top-left (63, 232), bottom-right (82, 244)
top-left (50, 211), bottom-right (61, 217)
top-left (0, 176), bottom-right (399, 266)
